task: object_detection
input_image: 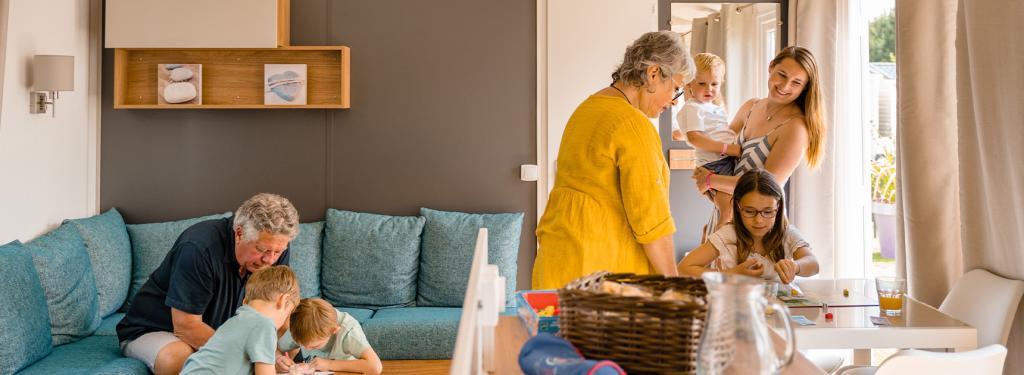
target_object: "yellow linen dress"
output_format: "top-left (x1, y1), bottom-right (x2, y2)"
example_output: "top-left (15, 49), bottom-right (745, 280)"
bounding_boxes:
top-left (532, 95), bottom-right (676, 290)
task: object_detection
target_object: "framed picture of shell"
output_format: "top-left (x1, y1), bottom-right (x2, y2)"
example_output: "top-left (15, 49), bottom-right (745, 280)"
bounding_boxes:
top-left (264, 64), bottom-right (307, 105)
top-left (157, 63), bottom-right (202, 104)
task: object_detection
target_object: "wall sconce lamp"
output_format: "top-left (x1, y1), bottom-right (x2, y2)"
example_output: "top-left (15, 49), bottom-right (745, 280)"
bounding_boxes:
top-left (30, 55), bottom-right (74, 117)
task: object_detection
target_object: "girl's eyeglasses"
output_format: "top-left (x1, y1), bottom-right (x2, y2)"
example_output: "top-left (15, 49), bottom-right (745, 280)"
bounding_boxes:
top-left (739, 207), bottom-right (778, 219)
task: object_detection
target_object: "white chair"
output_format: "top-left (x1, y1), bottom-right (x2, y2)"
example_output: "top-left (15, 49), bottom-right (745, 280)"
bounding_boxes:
top-left (836, 345), bottom-right (1007, 375)
top-left (939, 269), bottom-right (1024, 347)
top-left (836, 269), bottom-right (1024, 374)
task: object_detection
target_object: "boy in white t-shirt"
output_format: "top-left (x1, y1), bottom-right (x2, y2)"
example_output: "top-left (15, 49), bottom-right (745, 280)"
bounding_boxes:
top-left (672, 53), bottom-right (741, 233)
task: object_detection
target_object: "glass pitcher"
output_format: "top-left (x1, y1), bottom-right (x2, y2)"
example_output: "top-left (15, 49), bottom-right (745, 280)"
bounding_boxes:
top-left (697, 272), bottom-right (796, 375)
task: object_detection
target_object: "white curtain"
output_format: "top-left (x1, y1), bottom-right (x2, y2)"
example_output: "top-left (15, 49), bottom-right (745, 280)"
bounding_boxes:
top-left (894, 0), bottom-right (962, 308)
top-left (688, 5), bottom-right (762, 119)
top-left (720, 4), bottom-right (759, 117)
top-left (952, 0), bottom-right (1024, 373)
top-left (788, 0), bottom-right (837, 278)
top-left (899, 0), bottom-right (1024, 372)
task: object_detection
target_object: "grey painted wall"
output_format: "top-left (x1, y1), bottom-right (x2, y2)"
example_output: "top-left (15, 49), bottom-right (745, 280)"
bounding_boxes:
top-left (100, 0), bottom-right (538, 289)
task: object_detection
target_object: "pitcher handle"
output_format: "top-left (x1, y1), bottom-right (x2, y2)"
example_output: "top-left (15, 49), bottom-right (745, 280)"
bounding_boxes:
top-left (768, 301), bottom-right (796, 371)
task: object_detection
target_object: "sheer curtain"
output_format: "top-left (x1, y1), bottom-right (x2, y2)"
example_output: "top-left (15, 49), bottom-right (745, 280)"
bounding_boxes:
top-left (687, 5), bottom-right (761, 118)
top-left (787, 0), bottom-right (868, 279)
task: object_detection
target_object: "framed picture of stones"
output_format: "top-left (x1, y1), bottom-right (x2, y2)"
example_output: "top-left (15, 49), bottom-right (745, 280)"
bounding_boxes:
top-left (264, 64), bottom-right (307, 105)
top-left (157, 63), bottom-right (202, 105)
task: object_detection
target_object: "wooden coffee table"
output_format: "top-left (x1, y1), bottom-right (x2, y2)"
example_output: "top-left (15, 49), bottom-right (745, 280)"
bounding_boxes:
top-left (357, 315), bottom-right (823, 374)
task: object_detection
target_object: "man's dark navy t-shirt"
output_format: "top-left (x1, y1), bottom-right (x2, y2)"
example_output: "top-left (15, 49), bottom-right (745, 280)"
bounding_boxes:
top-left (116, 217), bottom-right (290, 343)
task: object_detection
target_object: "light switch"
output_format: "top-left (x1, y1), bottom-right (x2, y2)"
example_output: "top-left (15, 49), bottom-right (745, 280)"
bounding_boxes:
top-left (520, 164), bottom-right (539, 181)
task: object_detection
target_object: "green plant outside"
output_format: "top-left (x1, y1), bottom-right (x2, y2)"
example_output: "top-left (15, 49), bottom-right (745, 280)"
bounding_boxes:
top-left (871, 147), bottom-right (896, 204)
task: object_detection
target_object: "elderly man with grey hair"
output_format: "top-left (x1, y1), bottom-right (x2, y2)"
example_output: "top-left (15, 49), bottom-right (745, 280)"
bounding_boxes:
top-left (117, 193), bottom-right (300, 375)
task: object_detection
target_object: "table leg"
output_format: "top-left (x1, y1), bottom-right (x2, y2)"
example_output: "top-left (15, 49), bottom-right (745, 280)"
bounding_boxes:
top-left (853, 349), bottom-right (871, 365)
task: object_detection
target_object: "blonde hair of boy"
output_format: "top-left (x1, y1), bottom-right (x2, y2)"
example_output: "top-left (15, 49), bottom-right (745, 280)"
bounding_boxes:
top-left (290, 298), bottom-right (340, 346)
top-left (692, 52), bottom-right (725, 107)
top-left (244, 265), bottom-right (300, 307)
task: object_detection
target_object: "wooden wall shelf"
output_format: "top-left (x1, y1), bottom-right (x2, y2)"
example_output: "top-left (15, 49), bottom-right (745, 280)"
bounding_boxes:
top-left (113, 46), bottom-right (350, 109)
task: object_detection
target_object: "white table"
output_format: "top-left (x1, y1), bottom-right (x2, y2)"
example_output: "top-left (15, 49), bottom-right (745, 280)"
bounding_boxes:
top-left (785, 279), bottom-right (977, 365)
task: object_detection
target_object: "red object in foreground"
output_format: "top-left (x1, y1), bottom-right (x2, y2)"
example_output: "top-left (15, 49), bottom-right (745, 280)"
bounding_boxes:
top-left (825, 312), bottom-right (834, 320)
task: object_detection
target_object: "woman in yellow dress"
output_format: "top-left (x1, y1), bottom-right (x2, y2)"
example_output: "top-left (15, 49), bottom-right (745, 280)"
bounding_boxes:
top-left (533, 31), bottom-right (695, 290)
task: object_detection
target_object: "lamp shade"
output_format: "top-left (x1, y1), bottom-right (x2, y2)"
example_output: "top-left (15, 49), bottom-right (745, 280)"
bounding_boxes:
top-left (32, 55), bottom-right (74, 91)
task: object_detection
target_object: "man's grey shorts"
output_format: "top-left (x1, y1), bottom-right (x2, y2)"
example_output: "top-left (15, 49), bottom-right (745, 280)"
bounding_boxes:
top-left (120, 331), bottom-right (183, 372)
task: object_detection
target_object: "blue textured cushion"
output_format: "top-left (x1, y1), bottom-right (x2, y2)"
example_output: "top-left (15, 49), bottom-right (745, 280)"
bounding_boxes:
top-left (417, 208), bottom-right (523, 306)
top-left (335, 306), bottom-right (375, 324)
top-left (64, 208), bottom-right (132, 318)
top-left (0, 241), bottom-right (52, 374)
top-left (94, 313), bottom-right (124, 337)
top-left (124, 212), bottom-right (231, 310)
top-left (23, 225), bottom-right (102, 346)
top-left (322, 209), bottom-right (425, 308)
top-left (16, 335), bottom-right (148, 375)
top-left (291, 222), bottom-right (324, 298)
top-left (361, 307), bottom-right (460, 360)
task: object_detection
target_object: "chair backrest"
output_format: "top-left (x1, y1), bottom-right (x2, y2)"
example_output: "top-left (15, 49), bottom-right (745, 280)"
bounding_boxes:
top-left (939, 269), bottom-right (1024, 347)
top-left (874, 345), bottom-right (1007, 375)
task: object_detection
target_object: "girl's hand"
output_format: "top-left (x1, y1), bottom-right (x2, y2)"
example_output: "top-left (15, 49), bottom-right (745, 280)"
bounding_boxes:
top-left (774, 259), bottom-right (800, 284)
top-left (730, 258), bottom-right (764, 277)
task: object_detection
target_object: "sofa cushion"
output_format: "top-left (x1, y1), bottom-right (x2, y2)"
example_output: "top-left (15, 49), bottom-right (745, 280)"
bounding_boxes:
top-left (322, 209), bottom-right (425, 308)
top-left (65, 208), bottom-right (132, 318)
top-left (361, 307), bottom-right (460, 360)
top-left (125, 212), bottom-right (231, 310)
top-left (291, 221), bottom-right (324, 298)
top-left (0, 241), bottom-right (52, 374)
top-left (15, 335), bottom-right (148, 375)
top-left (336, 307), bottom-right (375, 324)
top-left (94, 313), bottom-right (124, 337)
top-left (23, 225), bottom-right (102, 346)
top-left (417, 208), bottom-right (523, 306)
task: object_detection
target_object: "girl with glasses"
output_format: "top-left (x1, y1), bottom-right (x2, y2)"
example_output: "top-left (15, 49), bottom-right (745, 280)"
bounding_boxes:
top-left (677, 169), bottom-right (818, 283)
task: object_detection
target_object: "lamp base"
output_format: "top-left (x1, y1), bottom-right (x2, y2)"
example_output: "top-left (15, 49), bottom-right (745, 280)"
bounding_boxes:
top-left (29, 91), bottom-right (56, 116)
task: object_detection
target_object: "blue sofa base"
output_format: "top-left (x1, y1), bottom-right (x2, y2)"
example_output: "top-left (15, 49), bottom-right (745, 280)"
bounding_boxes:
top-left (17, 335), bottom-right (147, 375)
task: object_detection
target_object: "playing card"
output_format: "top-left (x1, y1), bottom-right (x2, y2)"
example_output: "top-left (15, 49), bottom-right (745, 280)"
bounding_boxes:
top-left (870, 316), bottom-right (891, 326)
top-left (790, 315), bottom-right (816, 326)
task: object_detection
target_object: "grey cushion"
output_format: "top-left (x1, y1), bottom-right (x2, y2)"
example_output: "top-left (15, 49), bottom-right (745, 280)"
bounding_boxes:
top-left (290, 221), bottom-right (324, 298)
top-left (0, 241), bottom-right (52, 374)
top-left (23, 225), bottom-right (102, 346)
top-left (64, 208), bottom-right (132, 318)
top-left (417, 208), bottom-right (523, 306)
top-left (124, 212), bottom-right (231, 310)
top-left (322, 209), bottom-right (425, 308)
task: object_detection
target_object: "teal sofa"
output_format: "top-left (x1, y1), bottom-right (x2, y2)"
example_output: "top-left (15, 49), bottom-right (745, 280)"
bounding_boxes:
top-left (0, 207), bottom-right (522, 374)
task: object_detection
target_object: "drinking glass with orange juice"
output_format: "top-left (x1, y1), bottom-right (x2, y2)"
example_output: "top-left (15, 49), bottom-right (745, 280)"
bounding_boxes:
top-left (875, 276), bottom-right (907, 316)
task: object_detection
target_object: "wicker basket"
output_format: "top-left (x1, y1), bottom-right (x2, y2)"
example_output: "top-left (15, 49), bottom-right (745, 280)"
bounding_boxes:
top-left (558, 272), bottom-right (708, 374)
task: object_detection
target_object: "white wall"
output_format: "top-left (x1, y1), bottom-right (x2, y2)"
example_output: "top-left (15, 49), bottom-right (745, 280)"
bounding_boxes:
top-left (538, 0), bottom-right (656, 220)
top-left (0, 0), bottom-right (97, 243)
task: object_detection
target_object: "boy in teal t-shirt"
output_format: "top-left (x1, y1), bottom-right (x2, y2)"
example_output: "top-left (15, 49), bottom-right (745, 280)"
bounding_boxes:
top-left (180, 266), bottom-right (300, 375)
top-left (277, 298), bottom-right (383, 374)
